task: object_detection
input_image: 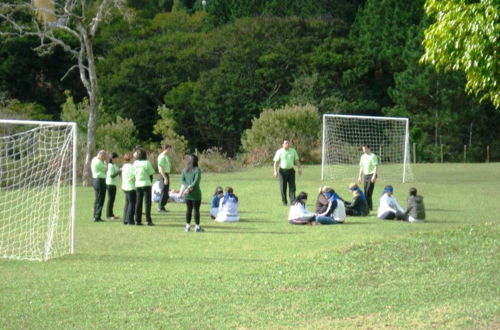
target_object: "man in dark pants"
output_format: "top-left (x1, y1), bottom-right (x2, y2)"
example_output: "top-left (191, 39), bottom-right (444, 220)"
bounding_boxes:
top-left (273, 139), bottom-right (302, 206)
top-left (157, 144), bottom-right (172, 212)
top-left (357, 144), bottom-right (378, 211)
top-left (91, 150), bottom-right (107, 222)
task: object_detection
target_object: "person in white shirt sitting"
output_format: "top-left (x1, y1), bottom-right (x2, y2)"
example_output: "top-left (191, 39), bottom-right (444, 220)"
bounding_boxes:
top-left (215, 187), bottom-right (240, 222)
top-left (377, 185), bottom-right (405, 220)
top-left (288, 192), bottom-right (318, 225)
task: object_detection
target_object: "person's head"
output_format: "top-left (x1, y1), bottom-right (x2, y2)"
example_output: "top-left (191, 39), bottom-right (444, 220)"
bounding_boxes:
top-left (319, 186), bottom-right (330, 194)
top-left (362, 144), bottom-right (371, 154)
top-left (409, 187), bottom-right (417, 196)
top-left (349, 182), bottom-right (360, 196)
top-left (384, 185), bottom-right (394, 196)
top-left (225, 186), bottom-right (234, 194)
top-left (97, 150), bottom-right (107, 161)
top-left (135, 148), bottom-right (147, 161)
top-left (108, 152), bottom-right (119, 163)
top-left (214, 186), bottom-right (223, 196)
top-left (323, 188), bottom-right (336, 199)
top-left (123, 152), bottom-right (133, 163)
top-left (295, 191), bottom-right (308, 205)
top-left (282, 139), bottom-right (290, 150)
top-left (185, 154), bottom-right (199, 172)
top-left (162, 144), bottom-right (172, 153)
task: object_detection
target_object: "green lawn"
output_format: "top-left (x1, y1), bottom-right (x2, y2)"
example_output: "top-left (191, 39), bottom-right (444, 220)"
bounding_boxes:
top-left (1, 164), bottom-right (499, 329)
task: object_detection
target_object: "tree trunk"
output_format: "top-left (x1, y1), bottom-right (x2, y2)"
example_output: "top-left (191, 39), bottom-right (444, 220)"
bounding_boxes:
top-left (80, 28), bottom-right (99, 186)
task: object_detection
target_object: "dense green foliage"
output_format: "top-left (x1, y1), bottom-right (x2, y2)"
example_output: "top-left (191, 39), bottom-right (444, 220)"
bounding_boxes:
top-left (421, 0), bottom-right (499, 108)
top-left (241, 104), bottom-right (320, 165)
top-left (0, 164), bottom-right (499, 327)
top-left (1, 0), bottom-right (499, 162)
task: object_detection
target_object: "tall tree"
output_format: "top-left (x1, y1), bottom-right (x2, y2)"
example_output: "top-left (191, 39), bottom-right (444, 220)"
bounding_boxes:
top-left (1, 0), bottom-right (128, 185)
top-left (421, 0), bottom-right (499, 108)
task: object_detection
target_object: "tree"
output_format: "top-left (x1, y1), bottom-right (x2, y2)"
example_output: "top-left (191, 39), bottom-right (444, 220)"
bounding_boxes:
top-left (1, 0), bottom-right (129, 185)
top-left (421, 0), bottom-right (499, 108)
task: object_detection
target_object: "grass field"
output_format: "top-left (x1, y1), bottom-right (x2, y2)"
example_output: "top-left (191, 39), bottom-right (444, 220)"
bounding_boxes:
top-left (1, 163), bottom-right (499, 329)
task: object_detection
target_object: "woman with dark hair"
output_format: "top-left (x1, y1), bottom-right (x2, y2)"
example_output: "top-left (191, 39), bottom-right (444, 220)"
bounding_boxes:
top-left (288, 192), bottom-right (317, 225)
top-left (315, 188), bottom-right (346, 224)
top-left (133, 148), bottom-right (156, 226)
top-left (181, 154), bottom-right (203, 232)
top-left (106, 152), bottom-right (120, 220)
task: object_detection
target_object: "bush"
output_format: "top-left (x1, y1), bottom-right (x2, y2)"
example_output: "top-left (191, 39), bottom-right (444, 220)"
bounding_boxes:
top-left (96, 116), bottom-right (140, 156)
top-left (198, 147), bottom-right (242, 173)
top-left (241, 104), bottom-right (321, 165)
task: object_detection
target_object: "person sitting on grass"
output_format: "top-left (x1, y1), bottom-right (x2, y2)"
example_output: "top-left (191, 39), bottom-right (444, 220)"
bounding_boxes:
top-left (404, 187), bottom-right (426, 223)
top-left (315, 186), bottom-right (330, 214)
top-left (377, 185), bottom-right (405, 220)
top-left (315, 188), bottom-right (346, 224)
top-left (345, 183), bottom-right (369, 216)
top-left (215, 187), bottom-right (240, 222)
top-left (288, 192), bottom-right (318, 225)
top-left (210, 186), bottom-right (224, 219)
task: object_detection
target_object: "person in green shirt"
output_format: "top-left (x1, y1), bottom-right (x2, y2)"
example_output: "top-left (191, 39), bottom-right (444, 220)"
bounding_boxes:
top-left (121, 152), bottom-right (136, 225)
top-left (157, 144), bottom-right (172, 213)
top-left (133, 148), bottom-right (156, 226)
top-left (181, 154), bottom-right (204, 232)
top-left (91, 150), bottom-right (107, 222)
top-left (273, 139), bottom-right (302, 206)
top-left (106, 152), bottom-right (120, 220)
top-left (357, 144), bottom-right (379, 211)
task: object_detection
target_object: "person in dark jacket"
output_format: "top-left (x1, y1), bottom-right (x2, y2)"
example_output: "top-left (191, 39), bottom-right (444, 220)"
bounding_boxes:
top-left (315, 186), bottom-right (330, 214)
top-left (345, 183), bottom-right (370, 216)
top-left (404, 187), bottom-right (426, 222)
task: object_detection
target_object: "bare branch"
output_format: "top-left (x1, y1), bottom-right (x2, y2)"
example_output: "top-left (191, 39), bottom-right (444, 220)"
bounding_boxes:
top-left (61, 64), bottom-right (85, 81)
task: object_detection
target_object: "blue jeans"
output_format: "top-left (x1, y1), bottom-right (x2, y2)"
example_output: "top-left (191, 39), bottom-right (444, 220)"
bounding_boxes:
top-left (315, 215), bottom-right (343, 224)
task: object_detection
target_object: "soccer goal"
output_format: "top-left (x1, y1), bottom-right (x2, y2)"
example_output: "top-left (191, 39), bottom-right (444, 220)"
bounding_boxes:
top-left (0, 120), bottom-right (76, 261)
top-left (321, 114), bottom-right (414, 183)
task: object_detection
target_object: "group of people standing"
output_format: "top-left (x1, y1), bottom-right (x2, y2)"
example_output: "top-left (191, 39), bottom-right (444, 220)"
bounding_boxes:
top-left (91, 145), bottom-right (205, 232)
top-left (275, 140), bottom-right (425, 225)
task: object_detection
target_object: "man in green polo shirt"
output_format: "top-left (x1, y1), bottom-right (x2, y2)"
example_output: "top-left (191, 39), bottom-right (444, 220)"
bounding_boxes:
top-left (357, 144), bottom-right (378, 211)
top-left (273, 139), bottom-right (302, 206)
top-left (157, 144), bottom-right (172, 212)
top-left (91, 149), bottom-right (107, 222)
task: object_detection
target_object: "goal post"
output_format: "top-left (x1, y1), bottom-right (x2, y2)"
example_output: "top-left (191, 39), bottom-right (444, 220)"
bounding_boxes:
top-left (321, 114), bottom-right (414, 183)
top-left (0, 119), bottom-right (77, 261)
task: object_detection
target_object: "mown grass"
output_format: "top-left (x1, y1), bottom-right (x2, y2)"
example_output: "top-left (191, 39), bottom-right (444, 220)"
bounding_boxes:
top-left (1, 163), bottom-right (499, 329)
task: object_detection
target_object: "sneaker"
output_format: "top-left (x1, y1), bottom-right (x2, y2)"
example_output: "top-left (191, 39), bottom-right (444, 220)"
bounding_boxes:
top-left (195, 226), bottom-right (204, 232)
top-left (157, 208), bottom-right (168, 213)
top-left (135, 222), bottom-right (143, 226)
top-left (185, 225), bottom-right (191, 232)
top-left (94, 219), bottom-right (104, 222)
top-left (147, 222), bottom-right (155, 226)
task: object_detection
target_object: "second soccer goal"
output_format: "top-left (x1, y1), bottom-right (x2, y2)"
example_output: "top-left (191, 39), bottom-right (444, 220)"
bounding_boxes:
top-left (321, 114), bottom-right (414, 183)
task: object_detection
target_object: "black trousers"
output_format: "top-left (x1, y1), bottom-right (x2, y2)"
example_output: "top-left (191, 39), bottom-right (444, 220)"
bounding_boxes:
top-left (123, 190), bottom-right (136, 224)
top-left (135, 186), bottom-right (152, 224)
top-left (279, 168), bottom-right (296, 204)
top-left (93, 178), bottom-right (106, 221)
top-left (158, 174), bottom-right (170, 210)
top-left (363, 174), bottom-right (376, 210)
top-left (106, 185), bottom-right (117, 218)
top-left (186, 199), bottom-right (201, 225)
top-left (379, 210), bottom-right (406, 220)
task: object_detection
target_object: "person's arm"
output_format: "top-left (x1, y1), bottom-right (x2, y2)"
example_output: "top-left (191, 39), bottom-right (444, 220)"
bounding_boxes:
top-left (317, 200), bottom-right (334, 217)
top-left (371, 155), bottom-right (379, 183)
top-left (273, 161), bottom-right (279, 178)
top-left (357, 163), bottom-right (363, 184)
top-left (295, 159), bottom-right (302, 176)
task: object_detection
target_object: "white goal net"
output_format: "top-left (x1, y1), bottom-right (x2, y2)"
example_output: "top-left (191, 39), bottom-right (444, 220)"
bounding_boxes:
top-left (321, 114), bottom-right (414, 183)
top-left (0, 120), bottom-right (76, 261)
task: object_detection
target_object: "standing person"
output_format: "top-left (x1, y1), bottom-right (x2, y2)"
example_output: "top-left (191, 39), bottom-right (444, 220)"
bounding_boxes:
top-left (157, 144), bottom-right (172, 213)
top-left (121, 152), bottom-right (136, 225)
top-left (106, 152), bottom-right (120, 220)
top-left (181, 154), bottom-right (204, 232)
top-left (377, 185), bottom-right (405, 220)
top-left (273, 139), bottom-right (302, 206)
top-left (133, 148), bottom-right (156, 226)
top-left (91, 150), bottom-right (107, 222)
top-left (357, 144), bottom-right (378, 211)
